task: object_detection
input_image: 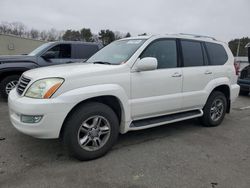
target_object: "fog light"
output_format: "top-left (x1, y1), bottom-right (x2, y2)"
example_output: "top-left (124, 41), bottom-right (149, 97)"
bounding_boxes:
top-left (21, 115), bottom-right (43, 123)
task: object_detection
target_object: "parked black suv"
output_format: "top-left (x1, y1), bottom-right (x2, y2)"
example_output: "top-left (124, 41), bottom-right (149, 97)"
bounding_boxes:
top-left (238, 43), bottom-right (250, 95)
top-left (0, 41), bottom-right (102, 98)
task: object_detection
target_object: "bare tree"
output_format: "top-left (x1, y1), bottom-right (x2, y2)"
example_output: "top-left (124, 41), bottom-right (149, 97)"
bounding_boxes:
top-left (40, 30), bottom-right (48, 41)
top-left (0, 22), bottom-right (11, 34)
top-left (30, 29), bottom-right (39, 39)
top-left (11, 22), bottom-right (26, 37)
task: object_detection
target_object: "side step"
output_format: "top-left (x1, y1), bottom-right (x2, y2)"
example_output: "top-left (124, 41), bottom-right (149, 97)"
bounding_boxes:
top-left (130, 109), bottom-right (203, 128)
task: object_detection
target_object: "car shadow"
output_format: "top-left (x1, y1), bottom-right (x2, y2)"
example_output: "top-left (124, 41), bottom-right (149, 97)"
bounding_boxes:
top-left (114, 119), bottom-right (202, 150)
top-left (9, 118), bottom-right (202, 163)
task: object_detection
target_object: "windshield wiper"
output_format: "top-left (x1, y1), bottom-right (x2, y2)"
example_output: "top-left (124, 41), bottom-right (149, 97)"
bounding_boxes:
top-left (92, 61), bottom-right (111, 65)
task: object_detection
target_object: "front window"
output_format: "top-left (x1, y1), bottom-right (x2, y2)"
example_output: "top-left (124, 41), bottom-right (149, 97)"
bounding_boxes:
top-left (140, 39), bottom-right (177, 69)
top-left (87, 39), bottom-right (146, 65)
top-left (28, 43), bottom-right (53, 56)
top-left (45, 44), bottom-right (71, 59)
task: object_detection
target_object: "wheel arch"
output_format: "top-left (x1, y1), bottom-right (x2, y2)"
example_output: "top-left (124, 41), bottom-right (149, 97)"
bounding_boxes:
top-left (209, 84), bottom-right (231, 113)
top-left (59, 95), bottom-right (126, 139)
top-left (0, 68), bottom-right (27, 82)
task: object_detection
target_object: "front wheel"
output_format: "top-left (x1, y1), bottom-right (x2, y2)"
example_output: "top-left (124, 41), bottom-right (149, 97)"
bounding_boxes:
top-left (0, 75), bottom-right (20, 99)
top-left (200, 91), bottom-right (227, 127)
top-left (63, 102), bottom-right (119, 161)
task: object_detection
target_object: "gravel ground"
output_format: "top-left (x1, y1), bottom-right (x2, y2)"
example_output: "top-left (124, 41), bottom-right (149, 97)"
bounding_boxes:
top-left (0, 96), bottom-right (250, 188)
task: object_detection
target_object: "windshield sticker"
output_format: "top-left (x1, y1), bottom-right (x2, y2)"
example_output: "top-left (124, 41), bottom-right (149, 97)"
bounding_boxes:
top-left (127, 40), bottom-right (142, 44)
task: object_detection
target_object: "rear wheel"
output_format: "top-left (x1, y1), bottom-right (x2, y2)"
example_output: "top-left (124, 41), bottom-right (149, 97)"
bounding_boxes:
top-left (200, 91), bottom-right (227, 127)
top-left (63, 102), bottom-right (119, 161)
top-left (0, 75), bottom-right (20, 99)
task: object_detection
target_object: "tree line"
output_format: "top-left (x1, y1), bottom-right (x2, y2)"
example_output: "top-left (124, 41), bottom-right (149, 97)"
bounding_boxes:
top-left (62, 28), bottom-right (131, 45)
top-left (0, 21), bottom-right (132, 45)
top-left (0, 21), bottom-right (63, 41)
top-left (228, 37), bottom-right (250, 56)
top-left (1, 21), bottom-right (249, 53)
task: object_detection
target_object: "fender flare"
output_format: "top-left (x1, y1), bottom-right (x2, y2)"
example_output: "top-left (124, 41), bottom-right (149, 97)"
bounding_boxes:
top-left (57, 84), bottom-right (131, 132)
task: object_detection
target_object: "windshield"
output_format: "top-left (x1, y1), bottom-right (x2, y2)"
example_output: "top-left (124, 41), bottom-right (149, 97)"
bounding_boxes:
top-left (87, 39), bottom-right (146, 65)
top-left (28, 43), bottom-right (53, 56)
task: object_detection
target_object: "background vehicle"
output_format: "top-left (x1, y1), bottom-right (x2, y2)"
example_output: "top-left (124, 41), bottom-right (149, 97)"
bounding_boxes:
top-left (237, 43), bottom-right (250, 95)
top-left (8, 35), bottom-right (239, 160)
top-left (0, 41), bottom-right (102, 98)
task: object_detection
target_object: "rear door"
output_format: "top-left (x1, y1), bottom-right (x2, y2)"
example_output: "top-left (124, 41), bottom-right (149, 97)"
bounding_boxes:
top-left (71, 44), bottom-right (100, 62)
top-left (180, 39), bottom-right (213, 110)
top-left (204, 42), bottom-right (229, 80)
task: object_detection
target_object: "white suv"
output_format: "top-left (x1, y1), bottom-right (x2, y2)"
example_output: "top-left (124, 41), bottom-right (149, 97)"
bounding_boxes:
top-left (8, 34), bottom-right (239, 160)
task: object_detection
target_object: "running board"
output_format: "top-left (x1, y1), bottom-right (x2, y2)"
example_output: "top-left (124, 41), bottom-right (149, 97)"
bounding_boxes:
top-left (130, 109), bottom-right (203, 129)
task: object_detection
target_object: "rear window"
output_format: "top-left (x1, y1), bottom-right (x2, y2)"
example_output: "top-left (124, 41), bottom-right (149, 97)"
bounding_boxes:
top-left (181, 40), bottom-right (204, 67)
top-left (205, 42), bottom-right (228, 65)
top-left (72, 44), bottom-right (100, 59)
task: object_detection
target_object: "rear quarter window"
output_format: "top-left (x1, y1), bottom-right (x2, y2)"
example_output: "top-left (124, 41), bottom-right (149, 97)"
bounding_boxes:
top-left (205, 42), bottom-right (228, 65)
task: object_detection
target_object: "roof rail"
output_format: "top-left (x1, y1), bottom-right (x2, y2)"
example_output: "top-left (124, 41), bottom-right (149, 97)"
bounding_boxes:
top-left (178, 33), bottom-right (217, 41)
top-left (245, 43), bottom-right (250, 48)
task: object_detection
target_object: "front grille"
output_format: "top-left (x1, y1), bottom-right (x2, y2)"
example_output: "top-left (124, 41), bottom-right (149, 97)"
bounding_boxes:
top-left (17, 76), bottom-right (31, 95)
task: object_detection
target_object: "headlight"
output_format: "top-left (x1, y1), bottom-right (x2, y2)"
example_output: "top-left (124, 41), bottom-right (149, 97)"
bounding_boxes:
top-left (25, 78), bottom-right (64, 99)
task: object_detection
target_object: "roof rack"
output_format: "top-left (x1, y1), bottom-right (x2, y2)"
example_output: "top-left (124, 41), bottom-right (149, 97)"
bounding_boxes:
top-left (178, 33), bottom-right (217, 41)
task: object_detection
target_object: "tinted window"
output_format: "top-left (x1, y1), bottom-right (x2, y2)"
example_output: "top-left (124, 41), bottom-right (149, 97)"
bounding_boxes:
top-left (72, 44), bottom-right (99, 59)
top-left (205, 42), bottom-right (228, 65)
top-left (181, 40), bottom-right (204, 67)
top-left (46, 44), bottom-right (71, 58)
top-left (140, 39), bottom-right (177, 69)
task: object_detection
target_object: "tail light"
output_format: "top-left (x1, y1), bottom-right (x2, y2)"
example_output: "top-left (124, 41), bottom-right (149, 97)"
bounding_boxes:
top-left (234, 60), bottom-right (240, 76)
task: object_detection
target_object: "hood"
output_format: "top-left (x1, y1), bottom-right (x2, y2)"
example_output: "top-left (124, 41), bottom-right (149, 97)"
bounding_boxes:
top-left (23, 63), bottom-right (124, 80)
top-left (0, 55), bottom-right (36, 62)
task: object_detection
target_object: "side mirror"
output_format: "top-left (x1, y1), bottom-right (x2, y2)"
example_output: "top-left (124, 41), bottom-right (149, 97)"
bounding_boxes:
top-left (135, 57), bottom-right (158, 72)
top-left (42, 51), bottom-right (56, 60)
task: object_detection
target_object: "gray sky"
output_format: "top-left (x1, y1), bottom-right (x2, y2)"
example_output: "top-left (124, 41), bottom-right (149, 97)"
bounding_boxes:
top-left (0, 0), bottom-right (249, 42)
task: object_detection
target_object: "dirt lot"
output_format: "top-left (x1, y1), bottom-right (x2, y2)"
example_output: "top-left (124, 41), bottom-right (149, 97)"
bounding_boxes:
top-left (0, 96), bottom-right (250, 188)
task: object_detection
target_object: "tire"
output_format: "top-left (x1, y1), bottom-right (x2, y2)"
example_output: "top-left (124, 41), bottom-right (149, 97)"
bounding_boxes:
top-left (239, 89), bottom-right (249, 96)
top-left (200, 91), bottom-right (227, 127)
top-left (63, 102), bottom-right (119, 161)
top-left (0, 75), bottom-right (20, 99)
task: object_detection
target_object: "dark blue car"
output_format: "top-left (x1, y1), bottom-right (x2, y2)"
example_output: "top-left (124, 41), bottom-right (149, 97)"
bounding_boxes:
top-left (238, 43), bottom-right (250, 95)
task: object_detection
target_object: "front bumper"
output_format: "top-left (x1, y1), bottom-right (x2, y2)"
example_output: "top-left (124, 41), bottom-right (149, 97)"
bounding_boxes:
top-left (8, 89), bottom-right (74, 139)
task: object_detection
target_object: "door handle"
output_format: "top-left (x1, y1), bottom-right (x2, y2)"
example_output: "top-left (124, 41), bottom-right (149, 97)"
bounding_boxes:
top-left (204, 70), bottom-right (212, 75)
top-left (172, 72), bottom-right (182, 77)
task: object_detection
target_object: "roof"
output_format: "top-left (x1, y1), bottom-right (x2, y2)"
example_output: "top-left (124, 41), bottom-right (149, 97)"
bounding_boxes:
top-left (52, 41), bottom-right (100, 45)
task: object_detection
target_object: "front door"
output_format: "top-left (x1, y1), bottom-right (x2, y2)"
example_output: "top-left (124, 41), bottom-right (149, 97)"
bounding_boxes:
top-left (130, 39), bottom-right (183, 120)
top-left (40, 44), bottom-right (72, 66)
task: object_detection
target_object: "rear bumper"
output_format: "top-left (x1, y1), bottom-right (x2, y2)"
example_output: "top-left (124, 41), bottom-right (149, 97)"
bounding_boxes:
top-left (230, 84), bottom-right (240, 102)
